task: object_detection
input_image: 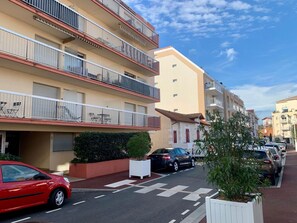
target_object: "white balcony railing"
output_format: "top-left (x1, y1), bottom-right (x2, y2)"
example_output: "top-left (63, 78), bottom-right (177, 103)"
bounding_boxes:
top-left (206, 98), bottom-right (223, 108)
top-left (0, 27), bottom-right (160, 100)
top-left (96, 0), bottom-right (159, 45)
top-left (0, 90), bottom-right (160, 128)
top-left (21, 0), bottom-right (159, 73)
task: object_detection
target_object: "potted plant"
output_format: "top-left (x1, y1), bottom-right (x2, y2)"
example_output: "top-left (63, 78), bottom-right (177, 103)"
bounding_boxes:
top-left (198, 111), bottom-right (264, 223)
top-left (127, 132), bottom-right (151, 179)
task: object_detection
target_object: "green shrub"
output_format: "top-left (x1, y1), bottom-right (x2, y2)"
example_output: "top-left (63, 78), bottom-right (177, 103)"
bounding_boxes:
top-left (72, 132), bottom-right (148, 163)
top-left (127, 132), bottom-right (151, 160)
top-left (198, 111), bottom-right (261, 201)
top-left (0, 153), bottom-right (21, 161)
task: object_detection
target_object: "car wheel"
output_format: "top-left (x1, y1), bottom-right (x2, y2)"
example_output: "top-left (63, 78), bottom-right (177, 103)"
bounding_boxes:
top-left (270, 175), bottom-right (276, 185)
top-left (173, 161), bottom-right (179, 172)
top-left (190, 158), bottom-right (195, 167)
top-left (49, 188), bottom-right (65, 208)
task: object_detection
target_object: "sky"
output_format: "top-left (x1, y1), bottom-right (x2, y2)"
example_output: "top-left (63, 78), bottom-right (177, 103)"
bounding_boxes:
top-left (122, 0), bottom-right (297, 121)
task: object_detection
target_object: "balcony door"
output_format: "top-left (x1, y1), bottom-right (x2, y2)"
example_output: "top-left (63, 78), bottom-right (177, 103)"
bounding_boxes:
top-left (32, 83), bottom-right (59, 120)
top-left (62, 90), bottom-right (83, 122)
top-left (0, 132), bottom-right (5, 154)
top-left (124, 102), bottom-right (136, 126)
top-left (34, 36), bottom-right (59, 69)
top-left (64, 48), bottom-right (85, 76)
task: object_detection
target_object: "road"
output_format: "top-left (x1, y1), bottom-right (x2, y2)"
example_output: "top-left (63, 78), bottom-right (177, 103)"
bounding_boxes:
top-left (1, 164), bottom-right (216, 223)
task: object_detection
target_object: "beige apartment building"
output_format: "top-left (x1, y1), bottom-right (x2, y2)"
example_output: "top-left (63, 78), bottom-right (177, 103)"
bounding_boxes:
top-left (154, 46), bottom-right (245, 120)
top-left (0, 0), bottom-right (160, 171)
top-left (246, 109), bottom-right (259, 138)
top-left (272, 96), bottom-right (297, 143)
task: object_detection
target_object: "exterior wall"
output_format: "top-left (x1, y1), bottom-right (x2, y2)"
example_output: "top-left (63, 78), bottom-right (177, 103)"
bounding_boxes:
top-left (272, 98), bottom-right (297, 143)
top-left (20, 132), bottom-right (50, 170)
top-left (154, 47), bottom-right (204, 115)
top-left (150, 113), bottom-right (172, 151)
top-left (172, 122), bottom-right (198, 149)
top-left (224, 89), bottom-right (245, 121)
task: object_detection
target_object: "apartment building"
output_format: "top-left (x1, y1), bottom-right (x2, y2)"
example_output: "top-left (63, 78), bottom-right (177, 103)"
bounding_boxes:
top-left (246, 109), bottom-right (259, 138)
top-left (0, 0), bottom-right (160, 171)
top-left (272, 96), bottom-right (297, 143)
top-left (154, 46), bottom-right (245, 120)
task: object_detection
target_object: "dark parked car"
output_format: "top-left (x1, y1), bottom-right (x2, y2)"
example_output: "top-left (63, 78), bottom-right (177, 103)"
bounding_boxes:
top-left (0, 161), bottom-right (71, 214)
top-left (243, 149), bottom-right (277, 185)
top-left (148, 147), bottom-right (195, 172)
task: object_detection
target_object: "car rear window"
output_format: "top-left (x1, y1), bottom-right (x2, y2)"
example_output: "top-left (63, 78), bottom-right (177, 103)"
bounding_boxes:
top-left (152, 148), bottom-right (170, 154)
top-left (243, 150), bottom-right (267, 160)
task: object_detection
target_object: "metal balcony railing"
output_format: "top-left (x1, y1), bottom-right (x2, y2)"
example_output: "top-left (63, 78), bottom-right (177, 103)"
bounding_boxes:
top-left (206, 98), bottom-right (223, 108)
top-left (0, 27), bottom-right (160, 100)
top-left (21, 0), bottom-right (159, 73)
top-left (0, 90), bottom-right (160, 128)
top-left (96, 0), bottom-right (159, 45)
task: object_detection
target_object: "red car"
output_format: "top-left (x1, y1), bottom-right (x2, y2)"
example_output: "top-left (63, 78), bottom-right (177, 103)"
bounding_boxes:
top-left (0, 161), bottom-right (71, 213)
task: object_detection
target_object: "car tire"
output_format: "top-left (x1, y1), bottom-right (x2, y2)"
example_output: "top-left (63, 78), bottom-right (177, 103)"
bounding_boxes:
top-left (49, 188), bottom-right (65, 208)
top-left (270, 175), bottom-right (276, 185)
top-left (173, 161), bottom-right (179, 172)
top-left (190, 158), bottom-right (195, 167)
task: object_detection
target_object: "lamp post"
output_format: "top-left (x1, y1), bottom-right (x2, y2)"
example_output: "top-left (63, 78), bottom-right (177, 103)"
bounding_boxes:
top-left (292, 117), bottom-right (297, 151)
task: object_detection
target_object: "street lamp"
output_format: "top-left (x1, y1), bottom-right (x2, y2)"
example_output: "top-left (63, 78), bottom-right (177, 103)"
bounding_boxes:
top-left (292, 116), bottom-right (297, 151)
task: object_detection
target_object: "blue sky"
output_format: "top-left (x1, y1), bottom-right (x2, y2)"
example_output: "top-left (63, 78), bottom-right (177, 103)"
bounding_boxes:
top-left (123, 0), bottom-right (297, 121)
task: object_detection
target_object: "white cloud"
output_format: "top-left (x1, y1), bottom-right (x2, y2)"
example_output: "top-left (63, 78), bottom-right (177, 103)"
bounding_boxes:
top-left (221, 41), bottom-right (231, 48)
top-left (231, 83), bottom-right (297, 112)
top-left (225, 48), bottom-right (237, 61)
top-left (229, 1), bottom-right (251, 10)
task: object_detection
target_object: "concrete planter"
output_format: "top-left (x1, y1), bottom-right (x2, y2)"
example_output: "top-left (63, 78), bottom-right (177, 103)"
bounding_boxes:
top-left (129, 159), bottom-right (151, 179)
top-left (206, 192), bottom-right (264, 223)
top-left (69, 158), bottom-right (129, 179)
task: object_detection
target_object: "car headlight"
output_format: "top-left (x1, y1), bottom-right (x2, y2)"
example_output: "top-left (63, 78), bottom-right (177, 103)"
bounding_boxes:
top-left (63, 177), bottom-right (70, 183)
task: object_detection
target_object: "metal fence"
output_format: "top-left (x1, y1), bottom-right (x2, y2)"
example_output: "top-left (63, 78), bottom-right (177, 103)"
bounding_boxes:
top-left (22, 0), bottom-right (159, 73)
top-left (0, 90), bottom-right (160, 128)
top-left (0, 27), bottom-right (160, 100)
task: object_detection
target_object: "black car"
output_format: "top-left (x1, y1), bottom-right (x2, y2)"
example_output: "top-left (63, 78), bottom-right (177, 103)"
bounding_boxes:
top-left (148, 148), bottom-right (195, 172)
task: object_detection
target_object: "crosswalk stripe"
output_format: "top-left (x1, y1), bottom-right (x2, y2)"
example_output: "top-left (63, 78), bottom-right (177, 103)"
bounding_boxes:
top-left (135, 183), bottom-right (167, 194)
top-left (157, 185), bottom-right (188, 197)
top-left (105, 179), bottom-right (136, 188)
top-left (183, 188), bottom-right (212, 201)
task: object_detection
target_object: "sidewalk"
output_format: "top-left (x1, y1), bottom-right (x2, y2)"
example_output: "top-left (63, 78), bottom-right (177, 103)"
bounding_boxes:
top-left (200, 148), bottom-right (297, 223)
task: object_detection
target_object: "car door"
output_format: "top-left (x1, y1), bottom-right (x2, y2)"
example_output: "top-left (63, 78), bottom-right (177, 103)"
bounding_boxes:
top-left (176, 148), bottom-right (191, 166)
top-left (0, 164), bottom-right (50, 213)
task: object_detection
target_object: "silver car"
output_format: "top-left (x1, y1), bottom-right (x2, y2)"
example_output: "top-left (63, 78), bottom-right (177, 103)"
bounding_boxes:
top-left (266, 146), bottom-right (282, 174)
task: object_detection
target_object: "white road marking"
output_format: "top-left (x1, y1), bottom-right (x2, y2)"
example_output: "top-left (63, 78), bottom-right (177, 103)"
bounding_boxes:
top-left (105, 179), bottom-right (136, 188)
top-left (193, 202), bottom-right (200, 207)
top-left (169, 220), bottom-right (176, 223)
top-left (112, 190), bottom-right (121, 193)
top-left (157, 185), bottom-right (188, 197)
top-left (11, 218), bottom-right (31, 223)
top-left (181, 209), bottom-right (190, 215)
top-left (183, 188), bottom-right (212, 201)
top-left (46, 208), bottom-right (61, 213)
top-left (135, 183), bottom-right (167, 194)
top-left (73, 200), bottom-right (86, 206)
top-left (94, 195), bottom-right (105, 199)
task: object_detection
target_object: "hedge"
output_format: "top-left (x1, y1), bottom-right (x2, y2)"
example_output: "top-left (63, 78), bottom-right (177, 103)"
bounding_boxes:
top-left (72, 132), bottom-right (151, 163)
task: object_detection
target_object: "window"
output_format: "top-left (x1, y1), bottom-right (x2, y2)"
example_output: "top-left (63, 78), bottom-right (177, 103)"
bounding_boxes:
top-left (65, 48), bottom-right (85, 75)
top-left (172, 64), bottom-right (177, 68)
top-left (173, 130), bottom-right (177, 143)
top-left (186, 129), bottom-right (190, 143)
top-left (174, 109), bottom-right (178, 112)
top-left (53, 133), bottom-right (74, 152)
top-left (196, 130), bottom-right (200, 140)
top-left (173, 94), bottom-right (178, 97)
top-left (124, 71), bottom-right (136, 79)
top-left (2, 164), bottom-right (39, 182)
top-left (173, 79), bottom-right (177, 82)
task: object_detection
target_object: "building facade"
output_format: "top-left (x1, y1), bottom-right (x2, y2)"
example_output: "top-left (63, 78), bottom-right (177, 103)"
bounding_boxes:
top-left (0, 0), bottom-right (160, 171)
top-left (246, 109), bottom-right (259, 138)
top-left (154, 47), bottom-right (245, 120)
top-left (272, 96), bottom-right (297, 143)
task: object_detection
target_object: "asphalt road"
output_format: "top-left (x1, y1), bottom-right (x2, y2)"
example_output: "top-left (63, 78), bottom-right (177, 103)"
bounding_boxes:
top-left (1, 164), bottom-right (216, 223)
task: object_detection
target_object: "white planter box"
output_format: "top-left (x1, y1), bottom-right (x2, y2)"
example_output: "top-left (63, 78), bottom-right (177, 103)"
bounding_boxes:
top-left (206, 192), bottom-right (263, 223)
top-left (129, 159), bottom-right (151, 179)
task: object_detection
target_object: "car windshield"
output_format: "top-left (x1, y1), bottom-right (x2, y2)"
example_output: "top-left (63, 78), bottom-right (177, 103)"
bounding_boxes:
top-left (243, 150), bottom-right (267, 160)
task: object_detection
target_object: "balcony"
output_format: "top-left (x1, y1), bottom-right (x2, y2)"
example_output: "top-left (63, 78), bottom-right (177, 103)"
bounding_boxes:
top-left (0, 27), bottom-right (160, 101)
top-left (205, 81), bottom-right (223, 95)
top-left (94, 0), bottom-right (159, 47)
top-left (0, 90), bottom-right (160, 129)
top-left (17, 0), bottom-right (159, 75)
top-left (206, 97), bottom-right (224, 109)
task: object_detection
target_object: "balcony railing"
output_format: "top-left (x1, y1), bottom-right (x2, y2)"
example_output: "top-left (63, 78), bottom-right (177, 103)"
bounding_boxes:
top-left (0, 27), bottom-right (160, 100)
top-left (205, 81), bottom-right (223, 93)
top-left (96, 0), bottom-right (159, 45)
top-left (0, 90), bottom-right (160, 128)
top-left (206, 98), bottom-right (223, 108)
top-left (21, 0), bottom-right (159, 73)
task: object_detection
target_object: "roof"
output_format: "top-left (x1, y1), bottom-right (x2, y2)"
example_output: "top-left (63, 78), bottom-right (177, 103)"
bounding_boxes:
top-left (262, 117), bottom-right (272, 120)
top-left (155, 108), bottom-right (208, 125)
top-left (276, 95), bottom-right (297, 103)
